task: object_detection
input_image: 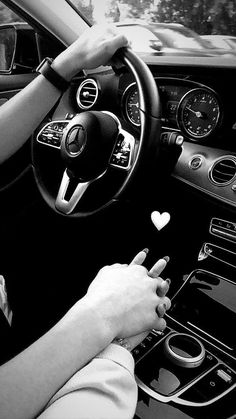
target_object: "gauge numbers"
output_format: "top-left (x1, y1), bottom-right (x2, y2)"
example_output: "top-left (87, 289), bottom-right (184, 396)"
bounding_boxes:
top-left (178, 88), bottom-right (221, 140)
top-left (123, 83), bottom-right (141, 127)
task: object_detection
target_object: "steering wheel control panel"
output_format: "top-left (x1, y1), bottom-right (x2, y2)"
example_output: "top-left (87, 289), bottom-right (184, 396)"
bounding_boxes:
top-left (37, 121), bottom-right (69, 149)
top-left (109, 131), bottom-right (135, 170)
top-left (133, 270), bottom-right (236, 408)
top-left (37, 118), bottom-right (135, 171)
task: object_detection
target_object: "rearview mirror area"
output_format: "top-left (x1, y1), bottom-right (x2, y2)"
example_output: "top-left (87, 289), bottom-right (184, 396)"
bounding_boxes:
top-left (0, 25), bottom-right (16, 73)
top-left (0, 23), bottom-right (39, 74)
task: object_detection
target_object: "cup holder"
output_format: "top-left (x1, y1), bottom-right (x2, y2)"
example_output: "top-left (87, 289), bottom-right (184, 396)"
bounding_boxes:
top-left (164, 333), bottom-right (205, 368)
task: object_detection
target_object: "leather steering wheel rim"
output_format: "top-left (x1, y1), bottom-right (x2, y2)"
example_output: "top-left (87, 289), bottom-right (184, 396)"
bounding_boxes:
top-left (32, 47), bottom-right (161, 217)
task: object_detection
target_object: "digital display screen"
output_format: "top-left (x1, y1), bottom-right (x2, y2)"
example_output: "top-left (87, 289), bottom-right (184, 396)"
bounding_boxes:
top-left (169, 270), bottom-right (236, 357)
top-left (159, 84), bottom-right (189, 126)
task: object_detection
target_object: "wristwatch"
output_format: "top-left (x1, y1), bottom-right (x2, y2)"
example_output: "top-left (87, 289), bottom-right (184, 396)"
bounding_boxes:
top-left (36, 57), bottom-right (70, 92)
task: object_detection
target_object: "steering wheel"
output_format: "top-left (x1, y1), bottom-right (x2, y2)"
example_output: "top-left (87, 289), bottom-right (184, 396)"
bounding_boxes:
top-left (32, 47), bottom-right (161, 217)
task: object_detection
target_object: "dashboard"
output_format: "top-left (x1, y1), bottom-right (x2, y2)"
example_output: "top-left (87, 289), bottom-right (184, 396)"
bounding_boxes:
top-left (116, 63), bottom-right (236, 211)
top-left (46, 61), bottom-right (236, 214)
top-left (122, 79), bottom-right (222, 142)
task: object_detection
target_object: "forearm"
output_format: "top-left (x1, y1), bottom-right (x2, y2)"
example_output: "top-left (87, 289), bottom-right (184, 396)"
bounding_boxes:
top-left (38, 344), bottom-right (137, 419)
top-left (0, 74), bottom-right (63, 164)
top-left (0, 297), bottom-right (114, 419)
top-left (0, 24), bottom-right (128, 164)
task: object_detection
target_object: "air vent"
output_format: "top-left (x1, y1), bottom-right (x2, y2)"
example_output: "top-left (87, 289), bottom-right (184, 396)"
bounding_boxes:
top-left (76, 78), bottom-right (99, 110)
top-left (210, 157), bottom-right (236, 185)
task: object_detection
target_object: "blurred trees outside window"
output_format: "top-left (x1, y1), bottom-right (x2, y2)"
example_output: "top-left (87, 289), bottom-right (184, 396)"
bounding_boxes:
top-left (0, 3), bottom-right (23, 24)
top-left (70, 0), bottom-right (236, 35)
top-left (1, 0), bottom-right (235, 36)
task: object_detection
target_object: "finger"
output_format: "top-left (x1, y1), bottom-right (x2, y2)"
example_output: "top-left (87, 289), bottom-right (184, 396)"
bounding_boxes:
top-left (148, 256), bottom-right (169, 278)
top-left (156, 297), bottom-right (171, 317)
top-left (164, 296), bottom-right (171, 311)
top-left (105, 33), bottom-right (129, 52)
top-left (157, 279), bottom-right (170, 297)
top-left (156, 303), bottom-right (166, 318)
top-left (130, 248), bottom-right (149, 265)
top-left (153, 316), bottom-right (166, 332)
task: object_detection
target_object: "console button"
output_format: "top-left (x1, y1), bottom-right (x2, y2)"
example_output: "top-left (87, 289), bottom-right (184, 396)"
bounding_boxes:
top-left (132, 330), bottom-right (168, 362)
top-left (182, 364), bottom-right (236, 403)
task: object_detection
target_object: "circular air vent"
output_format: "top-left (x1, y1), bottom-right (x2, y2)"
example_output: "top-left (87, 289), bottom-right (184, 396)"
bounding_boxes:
top-left (76, 78), bottom-right (99, 110)
top-left (209, 156), bottom-right (236, 185)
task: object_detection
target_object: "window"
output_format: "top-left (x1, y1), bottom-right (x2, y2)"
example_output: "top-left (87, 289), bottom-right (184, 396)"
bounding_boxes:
top-left (0, 2), bottom-right (23, 24)
top-left (0, 1), bottom-right (39, 73)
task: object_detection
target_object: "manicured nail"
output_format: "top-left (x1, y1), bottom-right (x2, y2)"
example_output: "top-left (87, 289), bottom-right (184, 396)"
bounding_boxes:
top-left (157, 303), bottom-right (165, 318)
top-left (142, 248), bottom-right (149, 254)
top-left (162, 256), bottom-right (170, 263)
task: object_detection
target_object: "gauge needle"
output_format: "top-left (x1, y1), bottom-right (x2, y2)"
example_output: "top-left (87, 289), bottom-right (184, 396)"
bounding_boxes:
top-left (186, 107), bottom-right (203, 118)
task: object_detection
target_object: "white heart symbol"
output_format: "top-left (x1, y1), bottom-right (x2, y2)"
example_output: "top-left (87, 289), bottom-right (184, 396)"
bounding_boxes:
top-left (151, 211), bottom-right (170, 231)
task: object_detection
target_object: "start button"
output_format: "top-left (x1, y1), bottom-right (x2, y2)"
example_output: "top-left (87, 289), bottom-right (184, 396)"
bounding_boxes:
top-left (189, 155), bottom-right (203, 170)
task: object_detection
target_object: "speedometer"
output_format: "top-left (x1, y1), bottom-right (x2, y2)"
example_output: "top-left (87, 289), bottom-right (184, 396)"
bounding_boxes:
top-left (122, 83), bottom-right (141, 127)
top-left (177, 88), bottom-right (221, 140)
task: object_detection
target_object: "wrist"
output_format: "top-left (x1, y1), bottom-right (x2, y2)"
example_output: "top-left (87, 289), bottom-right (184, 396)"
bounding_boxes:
top-left (82, 294), bottom-right (121, 342)
top-left (37, 57), bottom-right (70, 92)
top-left (52, 51), bottom-right (81, 82)
top-left (67, 296), bottom-right (117, 344)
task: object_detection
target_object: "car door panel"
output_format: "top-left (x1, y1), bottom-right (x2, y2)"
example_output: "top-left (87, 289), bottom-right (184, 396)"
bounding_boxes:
top-left (0, 73), bottom-right (37, 93)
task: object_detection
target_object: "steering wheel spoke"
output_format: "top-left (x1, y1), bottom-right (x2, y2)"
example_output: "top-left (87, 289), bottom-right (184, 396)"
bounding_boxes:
top-left (55, 170), bottom-right (91, 214)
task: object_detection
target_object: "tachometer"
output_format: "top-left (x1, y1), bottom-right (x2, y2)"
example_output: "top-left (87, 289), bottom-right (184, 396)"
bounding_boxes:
top-left (177, 88), bottom-right (221, 140)
top-left (122, 83), bottom-right (141, 127)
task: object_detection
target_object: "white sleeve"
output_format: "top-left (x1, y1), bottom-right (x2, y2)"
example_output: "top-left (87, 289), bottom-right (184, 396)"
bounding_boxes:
top-left (37, 343), bottom-right (138, 419)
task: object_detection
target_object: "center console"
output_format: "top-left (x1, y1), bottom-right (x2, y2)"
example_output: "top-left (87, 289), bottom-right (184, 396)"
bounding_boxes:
top-left (133, 217), bottom-right (236, 419)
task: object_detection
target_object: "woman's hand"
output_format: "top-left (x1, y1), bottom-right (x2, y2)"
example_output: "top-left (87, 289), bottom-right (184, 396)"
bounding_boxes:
top-left (84, 251), bottom-right (171, 341)
top-left (52, 24), bottom-right (129, 81)
top-left (113, 249), bottom-right (171, 351)
top-left (112, 210), bottom-right (172, 351)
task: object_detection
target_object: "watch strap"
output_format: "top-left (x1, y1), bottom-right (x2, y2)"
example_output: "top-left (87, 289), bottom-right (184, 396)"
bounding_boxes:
top-left (36, 57), bottom-right (70, 92)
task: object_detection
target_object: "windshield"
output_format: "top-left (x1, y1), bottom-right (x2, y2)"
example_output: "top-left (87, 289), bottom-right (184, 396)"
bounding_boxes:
top-left (68, 0), bottom-right (236, 56)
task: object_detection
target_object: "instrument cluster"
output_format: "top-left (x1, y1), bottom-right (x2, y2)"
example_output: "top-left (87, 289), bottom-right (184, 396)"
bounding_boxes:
top-left (121, 78), bottom-right (222, 142)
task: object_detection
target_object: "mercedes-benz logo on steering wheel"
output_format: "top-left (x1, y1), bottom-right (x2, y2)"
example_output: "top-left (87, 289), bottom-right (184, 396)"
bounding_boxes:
top-left (66, 125), bottom-right (87, 156)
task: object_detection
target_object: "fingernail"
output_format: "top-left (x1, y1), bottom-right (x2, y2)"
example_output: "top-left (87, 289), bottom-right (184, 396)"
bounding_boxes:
top-left (142, 248), bottom-right (149, 254)
top-left (166, 278), bottom-right (171, 285)
top-left (162, 256), bottom-right (170, 263)
top-left (157, 303), bottom-right (165, 318)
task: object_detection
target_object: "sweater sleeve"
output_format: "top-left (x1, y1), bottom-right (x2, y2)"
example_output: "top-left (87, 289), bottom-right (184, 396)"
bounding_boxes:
top-left (37, 343), bottom-right (138, 419)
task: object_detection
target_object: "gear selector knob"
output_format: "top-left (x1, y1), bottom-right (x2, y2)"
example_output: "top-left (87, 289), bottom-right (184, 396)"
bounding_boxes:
top-left (164, 333), bottom-right (205, 368)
